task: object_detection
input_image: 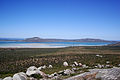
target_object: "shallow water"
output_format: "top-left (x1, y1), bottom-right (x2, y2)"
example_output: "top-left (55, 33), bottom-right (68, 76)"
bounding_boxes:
top-left (0, 41), bottom-right (112, 48)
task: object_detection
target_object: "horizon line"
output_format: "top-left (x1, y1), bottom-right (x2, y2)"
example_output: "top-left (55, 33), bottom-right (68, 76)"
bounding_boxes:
top-left (0, 37), bottom-right (120, 41)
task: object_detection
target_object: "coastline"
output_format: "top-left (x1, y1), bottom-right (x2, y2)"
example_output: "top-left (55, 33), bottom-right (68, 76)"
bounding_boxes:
top-left (0, 45), bottom-right (103, 48)
top-left (0, 46), bottom-right (66, 48)
top-left (0, 41), bottom-right (110, 48)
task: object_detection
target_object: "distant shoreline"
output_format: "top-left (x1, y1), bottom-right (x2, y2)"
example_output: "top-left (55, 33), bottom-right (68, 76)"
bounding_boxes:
top-left (0, 45), bottom-right (105, 48)
top-left (0, 46), bottom-right (66, 48)
top-left (0, 41), bottom-right (112, 48)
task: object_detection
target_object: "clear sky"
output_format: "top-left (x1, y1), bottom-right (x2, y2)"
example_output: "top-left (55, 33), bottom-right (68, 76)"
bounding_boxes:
top-left (0, 0), bottom-right (120, 40)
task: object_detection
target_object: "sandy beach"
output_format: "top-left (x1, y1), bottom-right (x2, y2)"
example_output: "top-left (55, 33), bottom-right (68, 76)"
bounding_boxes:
top-left (0, 43), bottom-right (67, 48)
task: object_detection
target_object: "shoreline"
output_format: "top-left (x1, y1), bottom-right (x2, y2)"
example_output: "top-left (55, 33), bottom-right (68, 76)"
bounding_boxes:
top-left (0, 41), bottom-right (111, 48)
top-left (0, 46), bottom-right (66, 48)
top-left (0, 45), bottom-right (104, 48)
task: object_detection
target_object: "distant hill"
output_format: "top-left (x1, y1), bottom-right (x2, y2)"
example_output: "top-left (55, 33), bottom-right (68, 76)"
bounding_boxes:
top-left (107, 42), bottom-right (120, 46)
top-left (23, 37), bottom-right (68, 42)
top-left (0, 37), bottom-right (117, 42)
top-left (22, 37), bottom-right (116, 42)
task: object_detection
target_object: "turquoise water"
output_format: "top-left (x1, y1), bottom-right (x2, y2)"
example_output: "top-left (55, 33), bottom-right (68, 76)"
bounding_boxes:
top-left (0, 41), bottom-right (113, 48)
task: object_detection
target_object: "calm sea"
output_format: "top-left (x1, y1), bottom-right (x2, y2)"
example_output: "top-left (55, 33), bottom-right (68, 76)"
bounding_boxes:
top-left (0, 41), bottom-right (113, 48)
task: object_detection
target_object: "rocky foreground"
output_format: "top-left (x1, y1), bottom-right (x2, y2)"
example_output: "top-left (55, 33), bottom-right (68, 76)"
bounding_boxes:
top-left (1, 56), bottom-right (120, 80)
top-left (1, 63), bottom-right (120, 80)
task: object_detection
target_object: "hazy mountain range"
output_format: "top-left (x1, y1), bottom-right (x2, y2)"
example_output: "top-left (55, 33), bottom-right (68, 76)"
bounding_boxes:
top-left (0, 37), bottom-right (118, 42)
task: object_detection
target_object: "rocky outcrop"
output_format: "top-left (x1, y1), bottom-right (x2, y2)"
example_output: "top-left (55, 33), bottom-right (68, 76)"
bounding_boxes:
top-left (13, 72), bottom-right (27, 80)
top-left (65, 67), bottom-right (120, 80)
top-left (2, 61), bottom-right (120, 80)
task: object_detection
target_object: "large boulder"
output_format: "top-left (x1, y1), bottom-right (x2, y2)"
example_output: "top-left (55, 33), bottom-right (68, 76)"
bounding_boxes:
top-left (13, 72), bottom-right (27, 80)
top-left (3, 77), bottom-right (12, 80)
top-left (26, 66), bottom-right (48, 79)
top-left (26, 66), bottom-right (40, 76)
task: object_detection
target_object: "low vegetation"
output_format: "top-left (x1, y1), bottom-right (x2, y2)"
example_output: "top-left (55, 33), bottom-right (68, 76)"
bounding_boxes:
top-left (0, 46), bottom-right (120, 78)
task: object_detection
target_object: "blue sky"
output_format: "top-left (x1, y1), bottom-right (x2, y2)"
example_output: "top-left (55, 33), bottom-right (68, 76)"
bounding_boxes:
top-left (0, 0), bottom-right (120, 40)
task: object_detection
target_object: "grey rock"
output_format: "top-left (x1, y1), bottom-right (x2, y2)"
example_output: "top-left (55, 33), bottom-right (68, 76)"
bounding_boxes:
top-left (64, 69), bottom-right (74, 75)
top-left (0, 78), bottom-right (3, 80)
top-left (63, 62), bottom-right (69, 67)
top-left (13, 72), bottom-right (27, 80)
top-left (26, 66), bottom-right (40, 76)
top-left (3, 77), bottom-right (12, 80)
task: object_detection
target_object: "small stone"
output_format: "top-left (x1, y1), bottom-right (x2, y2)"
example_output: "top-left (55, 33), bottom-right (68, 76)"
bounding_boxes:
top-left (48, 65), bottom-right (53, 68)
top-left (106, 61), bottom-right (110, 64)
top-left (64, 69), bottom-right (74, 75)
top-left (118, 64), bottom-right (120, 67)
top-left (79, 63), bottom-right (82, 66)
top-left (63, 62), bottom-right (69, 67)
top-left (74, 61), bottom-right (79, 66)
